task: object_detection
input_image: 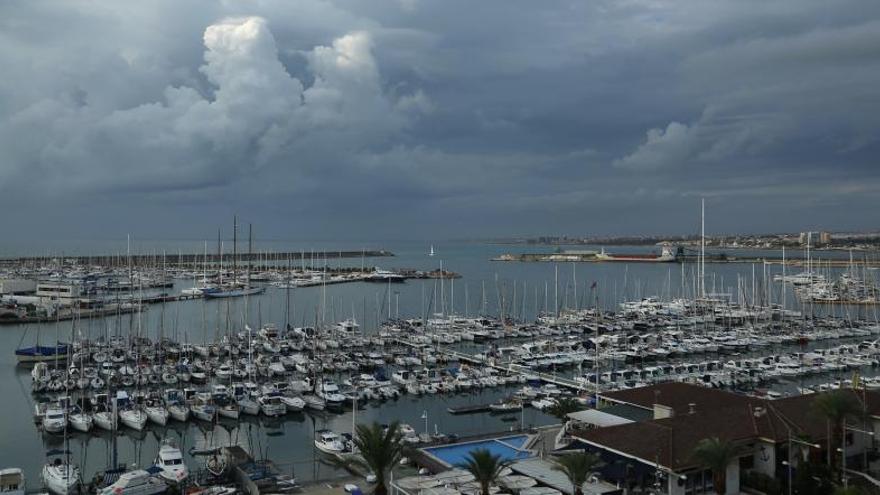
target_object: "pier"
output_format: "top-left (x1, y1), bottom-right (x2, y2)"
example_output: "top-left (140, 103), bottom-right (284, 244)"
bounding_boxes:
top-left (0, 249), bottom-right (394, 269)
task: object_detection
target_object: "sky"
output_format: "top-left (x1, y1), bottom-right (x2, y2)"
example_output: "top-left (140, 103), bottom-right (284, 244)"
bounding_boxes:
top-left (1, 0), bottom-right (878, 242)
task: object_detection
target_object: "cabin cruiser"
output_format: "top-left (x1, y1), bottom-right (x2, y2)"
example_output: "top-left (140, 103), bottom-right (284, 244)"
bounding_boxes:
top-left (97, 468), bottom-right (167, 495)
top-left (154, 440), bottom-right (188, 484)
top-left (40, 403), bottom-right (67, 434)
top-left (315, 380), bottom-right (346, 409)
top-left (0, 467), bottom-right (25, 495)
top-left (258, 393), bottom-right (286, 417)
top-left (313, 430), bottom-right (347, 455)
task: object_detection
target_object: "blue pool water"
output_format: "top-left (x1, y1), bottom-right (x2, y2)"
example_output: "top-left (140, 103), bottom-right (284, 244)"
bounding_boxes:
top-left (423, 435), bottom-right (533, 467)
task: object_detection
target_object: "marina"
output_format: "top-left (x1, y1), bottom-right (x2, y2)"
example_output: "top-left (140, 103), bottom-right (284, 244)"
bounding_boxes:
top-left (3, 239), bottom-right (880, 494)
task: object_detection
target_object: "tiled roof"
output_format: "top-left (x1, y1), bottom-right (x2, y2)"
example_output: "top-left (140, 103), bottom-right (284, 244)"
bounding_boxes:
top-left (575, 384), bottom-right (880, 472)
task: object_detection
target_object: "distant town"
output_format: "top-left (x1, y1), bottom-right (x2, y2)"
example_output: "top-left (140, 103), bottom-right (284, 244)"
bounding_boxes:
top-left (493, 231), bottom-right (880, 251)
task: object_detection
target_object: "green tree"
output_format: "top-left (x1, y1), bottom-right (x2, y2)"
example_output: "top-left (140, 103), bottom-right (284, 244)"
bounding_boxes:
top-left (691, 437), bottom-right (737, 495)
top-left (551, 451), bottom-right (603, 495)
top-left (344, 422), bottom-right (406, 495)
top-left (812, 391), bottom-right (862, 472)
top-left (546, 396), bottom-right (582, 422)
top-left (460, 448), bottom-right (509, 495)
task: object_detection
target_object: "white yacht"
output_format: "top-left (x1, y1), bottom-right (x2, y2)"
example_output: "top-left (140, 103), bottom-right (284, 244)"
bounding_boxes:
top-left (41, 404), bottom-right (67, 434)
top-left (315, 380), bottom-right (346, 409)
top-left (97, 469), bottom-right (167, 495)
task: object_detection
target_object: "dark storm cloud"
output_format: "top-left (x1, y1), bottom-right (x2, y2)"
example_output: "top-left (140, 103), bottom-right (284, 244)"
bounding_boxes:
top-left (0, 0), bottom-right (878, 240)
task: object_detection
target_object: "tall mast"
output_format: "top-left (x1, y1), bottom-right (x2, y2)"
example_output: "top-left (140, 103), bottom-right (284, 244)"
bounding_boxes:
top-left (247, 223), bottom-right (253, 288)
top-left (700, 198), bottom-right (705, 299)
top-left (233, 215), bottom-right (238, 287)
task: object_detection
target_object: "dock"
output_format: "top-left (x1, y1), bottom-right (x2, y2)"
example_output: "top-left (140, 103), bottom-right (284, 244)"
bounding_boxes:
top-left (447, 404), bottom-right (493, 414)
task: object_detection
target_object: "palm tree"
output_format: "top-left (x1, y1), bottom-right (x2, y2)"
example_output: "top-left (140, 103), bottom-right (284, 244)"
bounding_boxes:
top-left (344, 421), bottom-right (406, 495)
top-left (460, 448), bottom-right (509, 495)
top-left (551, 451), bottom-right (603, 495)
top-left (691, 437), bottom-right (737, 495)
top-left (812, 390), bottom-right (862, 470)
top-left (546, 396), bottom-right (582, 423)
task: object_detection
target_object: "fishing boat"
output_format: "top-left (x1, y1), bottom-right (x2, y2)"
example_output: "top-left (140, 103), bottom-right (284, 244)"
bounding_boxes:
top-left (313, 430), bottom-right (347, 455)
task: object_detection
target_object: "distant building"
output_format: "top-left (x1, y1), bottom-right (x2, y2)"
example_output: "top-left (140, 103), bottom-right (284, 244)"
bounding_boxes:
top-left (0, 279), bottom-right (37, 295)
top-left (819, 231), bottom-right (832, 245)
top-left (35, 283), bottom-right (81, 301)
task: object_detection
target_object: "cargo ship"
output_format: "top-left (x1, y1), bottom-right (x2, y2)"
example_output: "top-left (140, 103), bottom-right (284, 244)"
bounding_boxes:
top-left (594, 245), bottom-right (677, 262)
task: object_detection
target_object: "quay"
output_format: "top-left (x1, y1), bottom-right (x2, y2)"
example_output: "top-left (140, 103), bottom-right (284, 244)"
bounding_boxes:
top-left (0, 249), bottom-right (394, 269)
top-left (493, 252), bottom-right (880, 266)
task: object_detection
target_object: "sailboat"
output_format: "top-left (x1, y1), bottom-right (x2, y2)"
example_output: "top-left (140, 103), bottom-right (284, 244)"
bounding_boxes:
top-left (41, 450), bottom-right (80, 495)
top-left (205, 219), bottom-right (265, 298)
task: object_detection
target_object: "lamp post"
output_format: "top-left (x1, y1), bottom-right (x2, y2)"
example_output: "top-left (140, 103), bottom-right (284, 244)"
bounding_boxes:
top-left (785, 434), bottom-right (821, 495)
top-left (841, 425), bottom-right (874, 488)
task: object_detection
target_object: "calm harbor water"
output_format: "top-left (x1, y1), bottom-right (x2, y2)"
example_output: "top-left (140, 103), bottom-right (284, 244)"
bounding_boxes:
top-left (1, 239), bottom-right (875, 485)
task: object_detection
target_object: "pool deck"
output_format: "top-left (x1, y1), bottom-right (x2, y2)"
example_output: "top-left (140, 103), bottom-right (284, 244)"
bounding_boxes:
top-left (412, 426), bottom-right (563, 473)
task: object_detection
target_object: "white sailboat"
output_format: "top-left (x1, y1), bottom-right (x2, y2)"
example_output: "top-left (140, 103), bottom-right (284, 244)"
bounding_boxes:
top-left (41, 451), bottom-right (80, 495)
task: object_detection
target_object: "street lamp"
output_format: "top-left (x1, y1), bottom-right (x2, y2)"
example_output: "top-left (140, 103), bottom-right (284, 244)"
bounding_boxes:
top-left (786, 435), bottom-right (821, 495)
top-left (841, 425), bottom-right (875, 488)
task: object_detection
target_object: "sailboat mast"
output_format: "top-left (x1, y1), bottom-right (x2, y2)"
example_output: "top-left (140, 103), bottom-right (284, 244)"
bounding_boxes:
top-left (700, 198), bottom-right (705, 299)
top-left (233, 215), bottom-right (238, 287)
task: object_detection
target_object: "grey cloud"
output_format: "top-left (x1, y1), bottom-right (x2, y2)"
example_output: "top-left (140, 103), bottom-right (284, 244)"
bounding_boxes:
top-left (0, 0), bottom-right (878, 239)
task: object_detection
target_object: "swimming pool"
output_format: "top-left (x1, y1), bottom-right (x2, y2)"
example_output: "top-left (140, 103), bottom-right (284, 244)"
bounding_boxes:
top-left (422, 435), bottom-right (534, 467)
